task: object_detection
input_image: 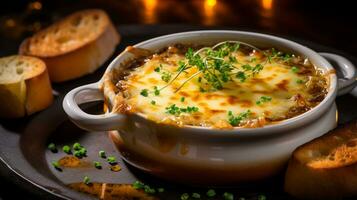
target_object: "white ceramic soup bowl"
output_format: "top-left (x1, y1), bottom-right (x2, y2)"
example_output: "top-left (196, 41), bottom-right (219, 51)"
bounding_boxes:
top-left (63, 31), bottom-right (357, 185)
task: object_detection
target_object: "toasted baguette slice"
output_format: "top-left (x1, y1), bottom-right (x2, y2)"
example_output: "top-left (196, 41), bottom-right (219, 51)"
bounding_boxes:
top-left (19, 9), bottom-right (120, 82)
top-left (0, 55), bottom-right (53, 118)
top-left (285, 121), bottom-right (357, 199)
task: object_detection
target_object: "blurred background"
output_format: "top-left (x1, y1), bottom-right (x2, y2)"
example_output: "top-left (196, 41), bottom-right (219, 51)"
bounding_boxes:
top-left (0, 0), bottom-right (356, 56)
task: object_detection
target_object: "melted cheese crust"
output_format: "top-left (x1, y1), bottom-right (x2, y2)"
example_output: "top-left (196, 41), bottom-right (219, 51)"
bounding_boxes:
top-left (117, 46), bottom-right (327, 129)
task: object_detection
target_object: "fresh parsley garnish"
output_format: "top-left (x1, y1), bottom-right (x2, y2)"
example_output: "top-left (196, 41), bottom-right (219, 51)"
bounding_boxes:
top-left (291, 66), bottom-right (299, 73)
top-left (180, 97), bottom-right (185, 102)
top-left (165, 104), bottom-right (199, 115)
top-left (107, 156), bottom-right (117, 165)
top-left (132, 181), bottom-right (160, 195)
top-left (161, 71), bottom-right (172, 82)
top-left (48, 143), bottom-right (57, 152)
top-left (144, 185), bottom-right (156, 194)
top-left (228, 110), bottom-right (251, 126)
top-left (173, 42), bottom-right (262, 92)
top-left (223, 192), bottom-right (234, 200)
top-left (256, 96), bottom-right (272, 105)
top-left (206, 189), bottom-right (216, 197)
top-left (52, 161), bottom-right (61, 170)
top-left (192, 193), bottom-right (201, 199)
top-left (266, 48), bottom-right (293, 63)
top-left (94, 161), bottom-right (102, 169)
top-left (296, 79), bottom-right (304, 84)
top-left (236, 71), bottom-right (247, 82)
top-left (153, 86), bottom-right (160, 96)
top-left (83, 176), bottom-right (90, 185)
top-left (140, 89), bottom-right (149, 97)
top-left (154, 64), bottom-right (162, 72)
top-left (99, 150), bottom-right (106, 158)
top-left (181, 193), bottom-right (190, 200)
top-left (62, 145), bottom-right (71, 154)
top-left (132, 181), bottom-right (145, 189)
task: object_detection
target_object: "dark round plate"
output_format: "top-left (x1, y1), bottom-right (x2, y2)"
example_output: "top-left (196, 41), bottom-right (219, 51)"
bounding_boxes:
top-left (1, 25), bottom-right (357, 200)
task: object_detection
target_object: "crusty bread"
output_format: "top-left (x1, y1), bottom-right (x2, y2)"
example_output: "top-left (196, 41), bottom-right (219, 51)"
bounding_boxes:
top-left (19, 9), bottom-right (120, 82)
top-left (0, 55), bottom-right (53, 118)
top-left (285, 121), bottom-right (357, 199)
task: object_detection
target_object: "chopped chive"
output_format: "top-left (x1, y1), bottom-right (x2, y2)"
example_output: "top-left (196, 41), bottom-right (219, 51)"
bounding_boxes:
top-left (132, 181), bottom-right (145, 189)
top-left (78, 148), bottom-right (87, 156)
top-left (140, 89), bottom-right (149, 97)
top-left (99, 150), bottom-right (106, 158)
top-left (144, 185), bottom-right (156, 194)
top-left (206, 189), bottom-right (216, 197)
top-left (165, 104), bottom-right (199, 115)
top-left (181, 193), bottom-right (189, 200)
top-left (296, 79), bottom-right (304, 84)
top-left (192, 192), bottom-right (201, 198)
top-left (229, 56), bottom-right (238, 63)
top-left (228, 110), bottom-right (251, 126)
top-left (258, 195), bottom-right (267, 200)
top-left (73, 142), bottom-right (82, 151)
top-left (48, 143), bottom-right (57, 152)
top-left (74, 151), bottom-right (82, 158)
top-left (51, 161), bottom-right (61, 170)
top-left (161, 71), bottom-right (172, 82)
top-left (94, 161), bottom-right (102, 169)
top-left (151, 100), bottom-right (156, 105)
top-left (291, 66), bottom-right (299, 73)
top-left (83, 176), bottom-right (90, 185)
top-left (223, 192), bottom-right (234, 200)
top-left (62, 145), bottom-right (71, 154)
top-left (154, 86), bottom-right (160, 96)
top-left (180, 97), bottom-right (185, 102)
top-left (199, 87), bottom-right (206, 92)
top-left (158, 188), bottom-right (164, 193)
top-left (107, 156), bottom-right (117, 164)
top-left (154, 66), bottom-right (161, 72)
top-left (256, 96), bottom-right (272, 105)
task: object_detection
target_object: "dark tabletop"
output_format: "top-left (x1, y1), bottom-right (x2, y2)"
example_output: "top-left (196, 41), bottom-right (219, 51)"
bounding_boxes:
top-left (0, 0), bottom-right (356, 199)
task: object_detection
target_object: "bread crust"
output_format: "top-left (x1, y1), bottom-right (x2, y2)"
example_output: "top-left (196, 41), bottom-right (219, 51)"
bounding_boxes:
top-left (25, 67), bottom-right (53, 115)
top-left (19, 9), bottom-right (111, 57)
top-left (0, 55), bottom-right (53, 118)
top-left (285, 121), bottom-right (357, 199)
top-left (19, 9), bottom-right (120, 82)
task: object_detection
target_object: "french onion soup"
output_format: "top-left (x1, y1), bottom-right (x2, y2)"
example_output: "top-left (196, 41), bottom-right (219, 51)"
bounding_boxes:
top-left (104, 41), bottom-right (328, 129)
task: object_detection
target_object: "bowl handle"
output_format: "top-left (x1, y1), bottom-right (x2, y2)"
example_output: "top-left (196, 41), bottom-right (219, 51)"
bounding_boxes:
top-left (319, 53), bottom-right (357, 96)
top-left (63, 82), bottom-right (127, 131)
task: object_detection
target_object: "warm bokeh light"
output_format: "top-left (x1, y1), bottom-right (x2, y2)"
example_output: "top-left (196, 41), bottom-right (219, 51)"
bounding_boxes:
top-left (259, 0), bottom-right (274, 28)
top-left (206, 0), bottom-right (217, 7)
top-left (262, 0), bottom-right (273, 10)
top-left (28, 1), bottom-right (42, 10)
top-left (5, 19), bottom-right (16, 27)
top-left (142, 0), bottom-right (158, 24)
top-left (203, 0), bottom-right (217, 25)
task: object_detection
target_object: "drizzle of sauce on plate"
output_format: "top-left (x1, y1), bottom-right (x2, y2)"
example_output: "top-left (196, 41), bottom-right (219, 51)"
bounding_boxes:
top-left (68, 183), bottom-right (157, 200)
